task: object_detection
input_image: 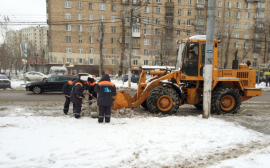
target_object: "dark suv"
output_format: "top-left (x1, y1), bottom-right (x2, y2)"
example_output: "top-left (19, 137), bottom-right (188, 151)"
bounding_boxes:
top-left (0, 75), bottom-right (11, 89)
top-left (123, 74), bottom-right (140, 83)
top-left (26, 75), bottom-right (73, 94)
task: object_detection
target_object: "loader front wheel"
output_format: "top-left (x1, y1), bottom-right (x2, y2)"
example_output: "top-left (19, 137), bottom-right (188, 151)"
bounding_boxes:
top-left (211, 86), bottom-right (241, 114)
top-left (147, 86), bottom-right (180, 115)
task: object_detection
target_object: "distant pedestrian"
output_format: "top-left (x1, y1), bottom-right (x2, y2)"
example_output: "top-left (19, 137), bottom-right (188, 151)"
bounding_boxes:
top-left (94, 74), bottom-right (116, 123)
top-left (70, 79), bottom-right (85, 119)
top-left (62, 78), bottom-right (75, 115)
top-left (85, 77), bottom-right (97, 105)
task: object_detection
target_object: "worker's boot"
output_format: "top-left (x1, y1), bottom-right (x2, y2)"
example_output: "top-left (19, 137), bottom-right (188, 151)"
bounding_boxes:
top-left (74, 113), bottom-right (80, 119)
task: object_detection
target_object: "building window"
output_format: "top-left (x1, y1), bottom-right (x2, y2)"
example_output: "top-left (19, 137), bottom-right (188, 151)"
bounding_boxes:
top-left (133, 60), bottom-right (138, 65)
top-left (156, 7), bottom-right (160, 14)
top-left (144, 49), bottom-right (149, 55)
top-left (155, 60), bottom-right (159, 65)
top-left (156, 18), bottom-right (160, 25)
top-left (111, 48), bottom-right (116, 54)
top-left (144, 39), bottom-right (149, 45)
top-left (66, 36), bottom-right (71, 42)
top-left (78, 13), bottom-right (82, 20)
top-left (253, 62), bottom-right (258, 67)
top-left (244, 42), bottom-right (248, 49)
top-left (100, 15), bottom-right (105, 22)
top-left (155, 29), bottom-right (160, 35)
top-left (89, 48), bottom-right (94, 54)
top-left (187, 30), bottom-right (191, 36)
top-left (89, 37), bottom-right (93, 43)
top-left (228, 2), bottom-right (231, 9)
top-left (244, 33), bottom-right (249, 39)
top-left (178, 9), bottom-right (181, 15)
top-left (78, 36), bottom-right (82, 43)
top-left (246, 3), bottom-right (250, 9)
top-left (237, 2), bottom-right (241, 9)
top-left (245, 13), bottom-right (250, 19)
top-left (66, 47), bottom-right (72, 53)
top-left (144, 6), bottom-right (149, 13)
top-left (177, 20), bottom-right (181, 26)
top-left (89, 59), bottom-right (94, 64)
top-left (156, 0), bottom-right (161, 3)
top-left (144, 60), bottom-right (148, 65)
top-left (188, 9), bottom-right (191, 16)
top-left (111, 16), bottom-right (116, 22)
top-left (155, 39), bottom-right (160, 45)
top-left (178, 0), bottom-right (182, 4)
top-left (65, 13), bottom-right (71, 20)
top-left (177, 30), bottom-right (180, 36)
top-left (188, 0), bottom-right (191, 5)
top-left (236, 12), bottom-right (240, 19)
top-left (102, 49), bottom-right (105, 54)
top-left (78, 25), bottom-right (82, 32)
top-left (111, 38), bottom-right (116, 44)
top-left (218, 1), bottom-right (222, 7)
top-left (255, 34), bottom-right (260, 39)
top-left (133, 49), bottom-right (138, 55)
top-left (111, 27), bottom-right (116, 33)
top-left (79, 48), bottom-right (83, 54)
top-left (144, 18), bottom-right (149, 25)
top-left (245, 23), bottom-right (249, 29)
top-left (218, 11), bottom-right (222, 17)
top-left (89, 26), bottom-right (93, 32)
top-left (227, 12), bottom-right (230, 17)
top-left (144, 28), bottom-right (149, 35)
top-left (133, 39), bottom-right (138, 44)
top-left (66, 24), bottom-right (71, 31)
top-left (67, 58), bottom-right (72, 63)
top-left (235, 33), bottom-right (239, 38)
top-left (187, 20), bottom-right (191, 26)
top-left (234, 42), bottom-right (239, 48)
top-left (235, 22), bottom-right (240, 28)
top-left (89, 3), bottom-right (93, 10)
top-left (100, 4), bottom-right (105, 10)
top-left (78, 2), bottom-right (82, 9)
top-left (65, 1), bottom-right (71, 8)
top-left (89, 14), bottom-right (93, 21)
top-left (111, 5), bottom-right (116, 11)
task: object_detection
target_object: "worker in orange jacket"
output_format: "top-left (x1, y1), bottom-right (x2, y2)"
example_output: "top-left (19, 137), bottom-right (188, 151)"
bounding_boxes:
top-left (85, 77), bottom-right (97, 105)
top-left (62, 78), bottom-right (75, 115)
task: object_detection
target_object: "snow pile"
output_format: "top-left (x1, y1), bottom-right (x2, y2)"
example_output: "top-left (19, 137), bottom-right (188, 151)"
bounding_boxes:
top-left (111, 79), bottom-right (138, 90)
top-left (0, 113), bottom-right (269, 168)
top-left (10, 80), bottom-right (29, 90)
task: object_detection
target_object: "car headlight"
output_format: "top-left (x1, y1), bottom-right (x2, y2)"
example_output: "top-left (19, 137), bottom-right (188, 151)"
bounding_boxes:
top-left (26, 83), bottom-right (31, 87)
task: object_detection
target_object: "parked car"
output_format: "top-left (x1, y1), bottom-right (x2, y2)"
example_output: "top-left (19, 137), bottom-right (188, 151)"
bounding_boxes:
top-left (19, 71), bottom-right (47, 81)
top-left (123, 74), bottom-right (140, 83)
top-left (77, 73), bottom-right (96, 81)
top-left (26, 75), bottom-right (73, 94)
top-left (0, 75), bottom-right (11, 89)
top-left (48, 66), bottom-right (68, 77)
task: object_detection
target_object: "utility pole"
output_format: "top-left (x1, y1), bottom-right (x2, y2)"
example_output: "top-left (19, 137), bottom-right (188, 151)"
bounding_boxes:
top-left (99, 21), bottom-right (104, 77)
top-left (151, 0), bottom-right (154, 64)
top-left (23, 43), bottom-right (27, 83)
top-left (128, 1), bottom-right (133, 88)
top-left (220, 0), bottom-right (226, 68)
top-left (203, 0), bottom-right (216, 119)
top-left (42, 48), bottom-right (45, 73)
top-left (120, 15), bottom-right (126, 78)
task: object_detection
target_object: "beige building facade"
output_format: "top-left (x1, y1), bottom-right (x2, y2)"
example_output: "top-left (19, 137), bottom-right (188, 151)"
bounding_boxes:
top-left (47, 0), bottom-right (269, 76)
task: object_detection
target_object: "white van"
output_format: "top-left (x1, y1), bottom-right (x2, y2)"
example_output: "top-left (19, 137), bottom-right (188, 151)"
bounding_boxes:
top-left (48, 66), bottom-right (68, 76)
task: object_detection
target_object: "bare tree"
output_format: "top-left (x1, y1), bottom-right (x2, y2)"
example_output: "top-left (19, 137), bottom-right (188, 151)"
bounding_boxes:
top-left (119, 16), bottom-right (126, 77)
top-left (99, 22), bottom-right (105, 77)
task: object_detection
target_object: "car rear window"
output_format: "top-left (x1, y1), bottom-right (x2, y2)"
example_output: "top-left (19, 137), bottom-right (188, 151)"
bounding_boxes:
top-left (61, 76), bottom-right (73, 81)
top-left (0, 76), bottom-right (8, 79)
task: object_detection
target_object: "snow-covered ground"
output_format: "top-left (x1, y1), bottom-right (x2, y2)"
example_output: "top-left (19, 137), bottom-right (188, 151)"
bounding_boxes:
top-left (0, 106), bottom-right (270, 167)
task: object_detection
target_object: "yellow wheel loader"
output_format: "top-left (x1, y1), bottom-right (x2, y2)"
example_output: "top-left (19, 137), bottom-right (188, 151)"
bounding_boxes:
top-left (113, 35), bottom-right (262, 115)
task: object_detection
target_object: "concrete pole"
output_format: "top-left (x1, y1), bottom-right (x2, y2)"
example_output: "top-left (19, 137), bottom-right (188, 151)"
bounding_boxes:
top-left (203, 0), bottom-right (216, 119)
top-left (128, 1), bottom-right (133, 88)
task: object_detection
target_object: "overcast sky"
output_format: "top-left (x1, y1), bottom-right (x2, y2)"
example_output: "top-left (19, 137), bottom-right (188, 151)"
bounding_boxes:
top-left (0, 0), bottom-right (46, 31)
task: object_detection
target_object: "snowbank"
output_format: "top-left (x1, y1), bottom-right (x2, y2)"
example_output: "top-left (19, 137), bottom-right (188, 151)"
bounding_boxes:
top-left (0, 111), bottom-right (269, 167)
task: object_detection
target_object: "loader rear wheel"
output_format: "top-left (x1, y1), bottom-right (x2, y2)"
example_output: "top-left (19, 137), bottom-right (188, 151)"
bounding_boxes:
top-left (147, 86), bottom-right (180, 115)
top-left (141, 100), bottom-right (148, 110)
top-left (211, 86), bottom-right (241, 114)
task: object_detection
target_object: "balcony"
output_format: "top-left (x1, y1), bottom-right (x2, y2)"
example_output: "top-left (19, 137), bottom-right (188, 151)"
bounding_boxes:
top-left (256, 18), bottom-right (264, 22)
top-left (253, 48), bottom-right (261, 53)
top-left (254, 27), bottom-right (263, 33)
top-left (246, 0), bottom-right (259, 2)
top-left (196, 4), bottom-right (205, 9)
top-left (196, 15), bottom-right (205, 19)
top-left (195, 25), bottom-right (204, 30)
top-left (165, 12), bottom-right (174, 17)
top-left (133, 10), bottom-right (141, 16)
top-left (132, 43), bottom-right (140, 48)
top-left (256, 8), bottom-right (265, 12)
top-left (121, 0), bottom-right (129, 5)
top-left (165, 2), bottom-right (174, 7)
top-left (132, 0), bottom-right (141, 6)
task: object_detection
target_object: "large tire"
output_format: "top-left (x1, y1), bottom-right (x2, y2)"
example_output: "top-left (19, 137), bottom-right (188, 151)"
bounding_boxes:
top-left (141, 100), bottom-right (148, 110)
top-left (147, 86), bottom-right (180, 114)
top-left (211, 86), bottom-right (241, 114)
top-left (33, 86), bottom-right (42, 94)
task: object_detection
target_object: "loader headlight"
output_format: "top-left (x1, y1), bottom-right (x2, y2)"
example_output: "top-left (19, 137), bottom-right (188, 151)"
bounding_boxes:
top-left (178, 67), bottom-right (181, 71)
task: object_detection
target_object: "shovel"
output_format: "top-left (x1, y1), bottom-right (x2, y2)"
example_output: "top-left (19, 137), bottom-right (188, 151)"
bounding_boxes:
top-left (89, 93), bottom-right (99, 118)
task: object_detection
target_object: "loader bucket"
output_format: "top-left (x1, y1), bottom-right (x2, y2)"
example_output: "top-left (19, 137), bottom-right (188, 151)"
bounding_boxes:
top-left (112, 90), bottom-right (134, 110)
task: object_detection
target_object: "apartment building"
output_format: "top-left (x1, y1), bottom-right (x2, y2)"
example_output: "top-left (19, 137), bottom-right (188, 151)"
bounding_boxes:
top-left (47, 0), bottom-right (269, 76)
